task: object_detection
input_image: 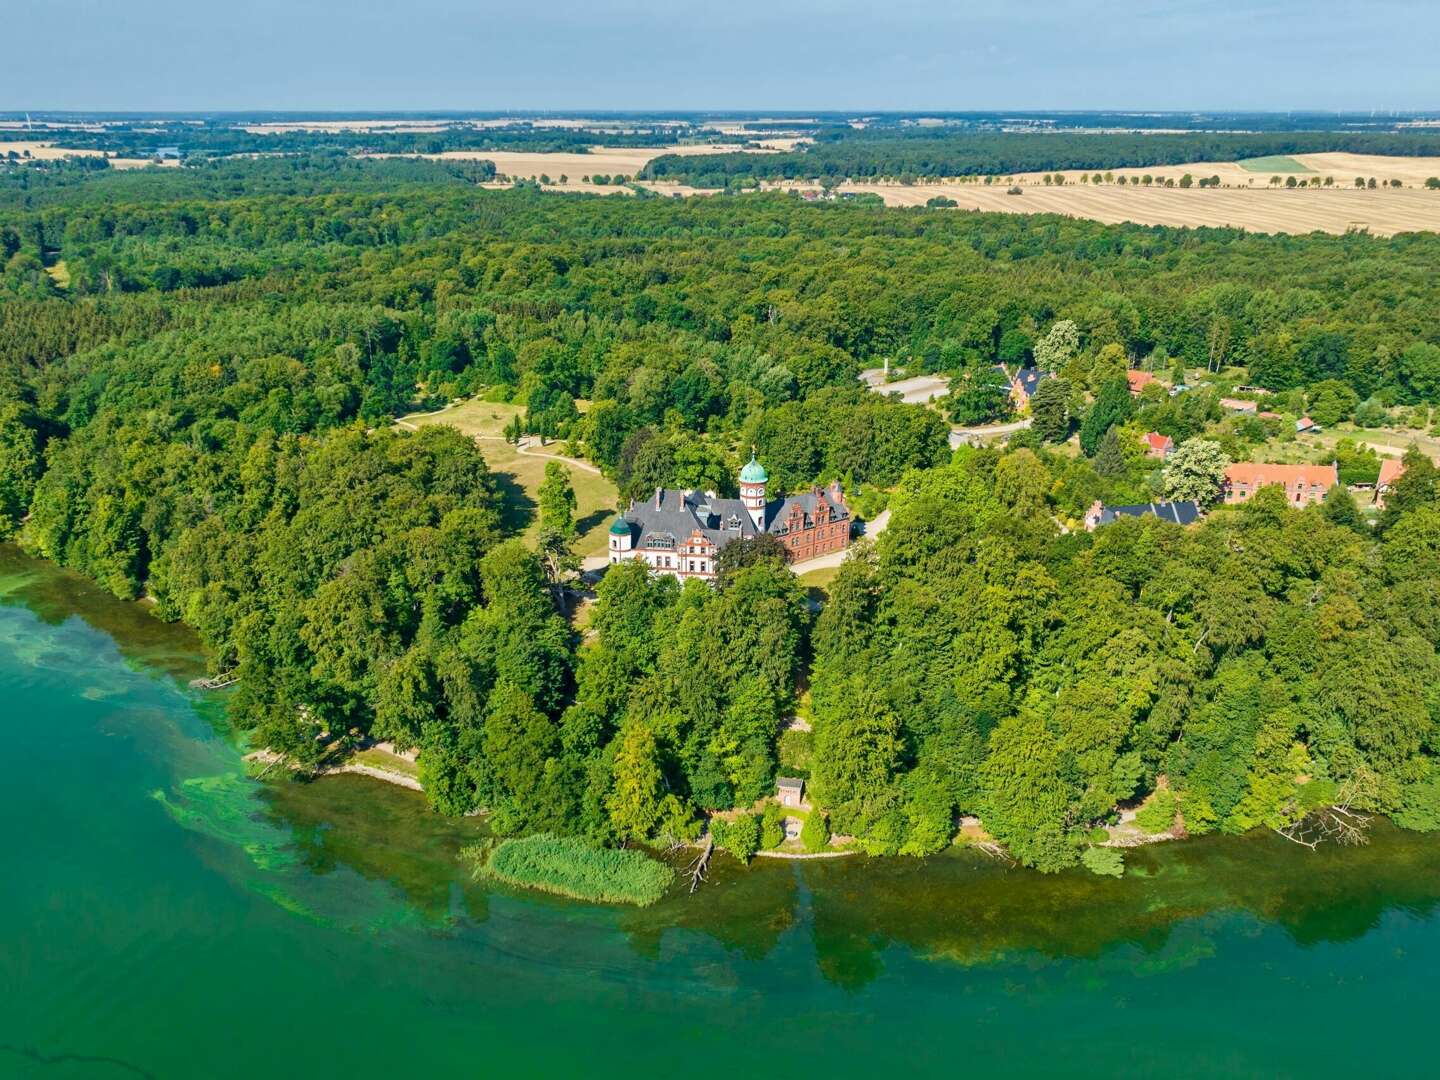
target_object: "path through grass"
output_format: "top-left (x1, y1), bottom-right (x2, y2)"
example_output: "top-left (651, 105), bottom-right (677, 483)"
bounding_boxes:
top-left (398, 399), bottom-right (618, 556)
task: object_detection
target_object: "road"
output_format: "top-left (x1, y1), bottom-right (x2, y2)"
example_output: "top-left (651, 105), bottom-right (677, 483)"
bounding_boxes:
top-left (950, 418), bottom-right (1032, 448)
top-left (789, 509), bottom-right (890, 575)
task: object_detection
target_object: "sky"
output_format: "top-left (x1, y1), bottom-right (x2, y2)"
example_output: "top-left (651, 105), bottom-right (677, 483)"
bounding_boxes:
top-left (3, 0), bottom-right (1436, 112)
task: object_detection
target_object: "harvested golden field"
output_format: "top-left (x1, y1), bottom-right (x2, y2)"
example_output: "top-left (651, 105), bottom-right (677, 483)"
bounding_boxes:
top-left (0, 141), bottom-right (169, 170)
top-left (375, 142), bottom-right (775, 179)
top-left (479, 179), bottom-right (713, 198)
top-left (997, 153), bottom-right (1440, 188)
top-left (795, 180), bottom-right (1440, 236)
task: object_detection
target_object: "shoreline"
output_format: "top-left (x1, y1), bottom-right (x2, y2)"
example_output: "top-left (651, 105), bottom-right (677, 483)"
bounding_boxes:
top-left (244, 749), bottom-right (424, 792)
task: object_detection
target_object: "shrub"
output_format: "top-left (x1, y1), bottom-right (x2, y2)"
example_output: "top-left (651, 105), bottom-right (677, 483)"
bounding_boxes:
top-left (760, 803), bottom-right (785, 850)
top-left (710, 813), bottom-right (761, 862)
top-left (464, 834), bottom-right (674, 907)
top-left (801, 809), bottom-right (830, 853)
top-left (1135, 788), bottom-right (1178, 833)
top-left (778, 729), bottom-right (814, 775)
top-left (1081, 846), bottom-right (1125, 877)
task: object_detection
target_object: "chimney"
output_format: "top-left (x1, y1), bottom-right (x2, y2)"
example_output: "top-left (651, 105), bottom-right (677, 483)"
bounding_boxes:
top-left (654, 487), bottom-right (663, 511)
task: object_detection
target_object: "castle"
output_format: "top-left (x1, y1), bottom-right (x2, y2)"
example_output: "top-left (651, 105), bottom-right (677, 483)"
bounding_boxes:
top-left (607, 455), bottom-right (851, 580)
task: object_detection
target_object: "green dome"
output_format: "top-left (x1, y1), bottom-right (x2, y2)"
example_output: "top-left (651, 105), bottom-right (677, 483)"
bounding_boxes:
top-left (740, 454), bottom-right (768, 485)
top-left (609, 515), bottom-right (632, 536)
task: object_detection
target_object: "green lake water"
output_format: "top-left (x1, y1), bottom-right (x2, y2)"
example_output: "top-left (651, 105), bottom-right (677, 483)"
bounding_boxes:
top-left (3, 543), bottom-right (1437, 1078)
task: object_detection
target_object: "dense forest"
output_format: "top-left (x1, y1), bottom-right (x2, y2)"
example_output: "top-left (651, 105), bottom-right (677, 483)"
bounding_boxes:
top-left (643, 130), bottom-right (1440, 186)
top-left (3, 160), bottom-right (1440, 871)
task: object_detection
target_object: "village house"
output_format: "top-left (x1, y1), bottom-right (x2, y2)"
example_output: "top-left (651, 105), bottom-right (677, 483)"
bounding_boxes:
top-left (1126, 370), bottom-right (1157, 395)
top-left (997, 364), bottom-right (1049, 410)
top-left (1143, 431), bottom-right (1174, 459)
top-left (1223, 462), bottom-right (1338, 506)
top-left (1220, 397), bottom-right (1259, 414)
top-left (1295, 416), bottom-right (1319, 433)
top-left (1084, 499), bottom-right (1202, 530)
top-left (1376, 458), bottom-right (1407, 510)
top-left (608, 456), bottom-right (851, 581)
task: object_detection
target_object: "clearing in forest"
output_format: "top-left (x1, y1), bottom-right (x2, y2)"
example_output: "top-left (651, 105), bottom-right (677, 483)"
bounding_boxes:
top-left (397, 399), bottom-right (618, 557)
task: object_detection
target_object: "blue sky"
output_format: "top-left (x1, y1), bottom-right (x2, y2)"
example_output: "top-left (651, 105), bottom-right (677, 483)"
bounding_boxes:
top-left (4, 0), bottom-right (1435, 111)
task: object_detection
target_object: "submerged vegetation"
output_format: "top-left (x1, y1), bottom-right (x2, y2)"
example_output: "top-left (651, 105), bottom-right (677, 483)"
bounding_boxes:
top-left (465, 834), bottom-right (675, 906)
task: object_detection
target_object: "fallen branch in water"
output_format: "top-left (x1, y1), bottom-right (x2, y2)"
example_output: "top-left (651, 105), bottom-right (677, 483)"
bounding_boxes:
top-left (1274, 803), bottom-right (1371, 849)
top-left (685, 833), bottom-right (715, 894)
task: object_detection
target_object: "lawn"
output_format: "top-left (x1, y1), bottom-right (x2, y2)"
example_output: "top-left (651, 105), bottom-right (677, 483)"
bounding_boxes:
top-left (353, 746), bottom-right (419, 778)
top-left (1238, 155), bottom-right (1313, 174)
top-left (797, 564), bottom-right (839, 604)
top-left (398, 399), bottom-right (618, 556)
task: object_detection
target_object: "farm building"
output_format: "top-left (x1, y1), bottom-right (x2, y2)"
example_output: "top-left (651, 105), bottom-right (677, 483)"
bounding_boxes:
top-left (1223, 462), bottom-right (1338, 506)
top-left (1376, 458), bottom-right (1407, 510)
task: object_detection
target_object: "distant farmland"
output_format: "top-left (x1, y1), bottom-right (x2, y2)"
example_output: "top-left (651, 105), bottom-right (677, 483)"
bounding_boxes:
top-left (1238, 155), bottom-right (1313, 173)
top-left (771, 153), bottom-right (1440, 237)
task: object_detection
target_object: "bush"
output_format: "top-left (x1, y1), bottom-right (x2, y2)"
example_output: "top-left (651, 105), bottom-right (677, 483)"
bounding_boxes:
top-left (1135, 788), bottom-right (1178, 833)
top-left (464, 834), bottom-right (674, 906)
top-left (760, 802), bottom-right (785, 850)
top-left (778, 729), bottom-right (814, 775)
top-left (710, 813), bottom-right (761, 862)
top-left (1395, 774), bottom-right (1440, 832)
top-left (1081, 846), bottom-right (1125, 877)
top-left (801, 809), bottom-right (830, 853)
top-left (852, 485), bottom-right (890, 522)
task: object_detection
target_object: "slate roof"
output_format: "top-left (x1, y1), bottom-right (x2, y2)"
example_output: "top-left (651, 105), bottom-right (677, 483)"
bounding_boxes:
top-left (1095, 501), bottom-right (1202, 527)
top-left (620, 486), bottom-right (850, 550)
top-left (1009, 366), bottom-right (1048, 398)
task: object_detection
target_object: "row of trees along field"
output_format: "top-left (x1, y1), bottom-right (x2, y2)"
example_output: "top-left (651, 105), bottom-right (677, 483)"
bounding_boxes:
top-left (642, 129), bottom-right (1440, 187)
top-left (1, 167), bottom-right (1440, 866)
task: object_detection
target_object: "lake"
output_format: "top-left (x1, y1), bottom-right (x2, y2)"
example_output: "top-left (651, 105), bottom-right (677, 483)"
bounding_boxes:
top-left (2, 544), bottom-right (1435, 1078)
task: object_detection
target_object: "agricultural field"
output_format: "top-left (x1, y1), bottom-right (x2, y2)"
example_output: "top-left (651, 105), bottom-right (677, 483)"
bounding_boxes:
top-left (375, 141), bottom-right (776, 182)
top-left (804, 177), bottom-right (1440, 236)
top-left (0, 139), bottom-right (164, 169)
top-left (1238, 154), bottom-right (1312, 173)
top-left (757, 151), bottom-right (1440, 237)
top-left (397, 399), bottom-right (619, 557)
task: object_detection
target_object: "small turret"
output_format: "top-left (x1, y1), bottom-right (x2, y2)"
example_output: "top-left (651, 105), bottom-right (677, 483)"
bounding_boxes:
top-left (740, 452), bottom-right (768, 530)
top-left (608, 513), bottom-right (633, 562)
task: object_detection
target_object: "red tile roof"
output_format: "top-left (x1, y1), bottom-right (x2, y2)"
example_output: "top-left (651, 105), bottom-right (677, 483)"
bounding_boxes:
top-left (1126, 370), bottom-right (1157, 393)
top-left (1378, 459), bottom-right (1406, 487)
top-left (1225, 462), bottom-right (1338, 488)
top-left (1144, 432), bottom-right (1173, 452)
